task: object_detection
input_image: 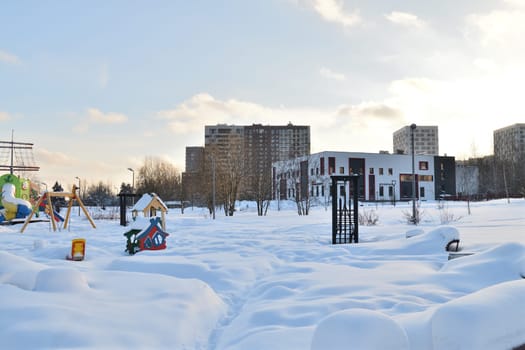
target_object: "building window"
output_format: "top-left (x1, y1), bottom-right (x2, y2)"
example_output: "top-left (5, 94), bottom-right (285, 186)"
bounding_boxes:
top-left (388, 168), bottom-right (393, 175)
top-left (328, 157), bottom-right (336, 175)
top-left (369, 168), bottom-right (374, 175)
top-left (379, 168), bottom-right (384, 175)
top-left (419, 175), bottom-right (433, 181)
top-left (419, 161), bottom-right (429, 170)
top-left (420, 187), bottom-right (425, 198)
top-left (339, 167), bottom-right (345, 174)
top-left (379, 186), bottom-right (384, 196)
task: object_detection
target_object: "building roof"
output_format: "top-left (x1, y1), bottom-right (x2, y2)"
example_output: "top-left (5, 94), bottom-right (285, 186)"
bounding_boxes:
top-left (132, 193), bottom-right (168, 212)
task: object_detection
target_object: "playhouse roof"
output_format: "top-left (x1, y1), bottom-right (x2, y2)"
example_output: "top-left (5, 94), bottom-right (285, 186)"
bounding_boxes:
top-left (136, 217), bottom-right (169, 240)
top-left (132, 193), bottom-right (168, 212)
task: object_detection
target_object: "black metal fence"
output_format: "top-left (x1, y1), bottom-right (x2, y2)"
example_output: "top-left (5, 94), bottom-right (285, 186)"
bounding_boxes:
top-left (331, 175), bottom-right (359, 244)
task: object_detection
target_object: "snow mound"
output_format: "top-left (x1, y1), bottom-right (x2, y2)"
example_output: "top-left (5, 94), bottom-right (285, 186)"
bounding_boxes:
top-left (33, 268), bottom-right (90, 293)
top-left (0, 251), bottom-right (44, 290)
top-left (441, 242), bottom-right (525, 283)
top-left (310, 309), bottom-right (409, 350)
top-left (405, 228), bottom-right (424, 238)
top-left (355, 226), bottom-right (460, 255)
top-left (431, 279), bottom-right (525, 350)
top-left (410, 226), bottom-right (459, 244)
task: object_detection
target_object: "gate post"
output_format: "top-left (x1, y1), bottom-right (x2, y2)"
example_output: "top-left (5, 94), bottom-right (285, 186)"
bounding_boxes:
top-left (117, 192), bottom-right (138, 226)
top-left (331, 174), bottom-right (359, 244)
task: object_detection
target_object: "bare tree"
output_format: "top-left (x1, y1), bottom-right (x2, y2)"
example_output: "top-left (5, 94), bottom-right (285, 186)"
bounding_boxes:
top-left (281, 156), bottom-right (312, 215)
top-left (220, 136), bottom-right (244, 216)
top-left (249, 171), bottom-right (272, 216)
top-left (203, 136), bottom-right (245, 217)
top-left (136, 156), bottom-right (181, 201)
top-left (456, 162), bottom-right (478, 215)
top-left (243, 157), bottom-right (273, 216)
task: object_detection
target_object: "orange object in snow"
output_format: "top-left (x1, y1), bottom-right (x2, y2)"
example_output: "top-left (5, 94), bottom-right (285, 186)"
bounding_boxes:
top-left (67, 238), bottom-right (86, 261)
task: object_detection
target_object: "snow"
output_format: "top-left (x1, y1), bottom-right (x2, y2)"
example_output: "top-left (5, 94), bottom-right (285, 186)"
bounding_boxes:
top-left (311, 308), bottom-right (409, 350)
top-left (1, 199), bottom-right (524, 349)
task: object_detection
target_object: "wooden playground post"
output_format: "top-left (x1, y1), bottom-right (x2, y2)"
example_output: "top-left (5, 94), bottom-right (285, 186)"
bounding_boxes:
top-left (20, 185), bottom-right (96, 233)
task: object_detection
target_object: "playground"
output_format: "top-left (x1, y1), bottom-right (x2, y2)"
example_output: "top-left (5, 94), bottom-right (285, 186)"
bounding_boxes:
top-left (1, 199), bottom-right (524, 349)
top-left (1, 136), bottom-right (525, 349)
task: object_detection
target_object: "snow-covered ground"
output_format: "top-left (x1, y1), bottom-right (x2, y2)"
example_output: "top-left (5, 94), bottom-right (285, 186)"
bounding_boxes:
top-left (1, 199), bottom-right (524, 349)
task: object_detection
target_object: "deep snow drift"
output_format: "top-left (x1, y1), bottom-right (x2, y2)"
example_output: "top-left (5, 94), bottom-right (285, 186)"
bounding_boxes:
top-left (0, 199), bottom-right (524, 349)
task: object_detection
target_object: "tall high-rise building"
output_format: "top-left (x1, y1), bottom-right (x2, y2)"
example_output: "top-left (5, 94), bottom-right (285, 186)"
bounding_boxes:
top-left (193, 123), bottom-right (310, 199)
top-left (393, 125), bottom-right (439, 155)
top-left (204, 124), bottom-right (244, 148)
top-left (244, 123), bottom-right (310, 163)
top-left (185, 146), bottom-right (204, 173)
top-left (493, 123), bottom-right (525, 162)
top-left (204, 124), bottom-right (245, 174)
top-left (243, 123), bottom-right (310, 198)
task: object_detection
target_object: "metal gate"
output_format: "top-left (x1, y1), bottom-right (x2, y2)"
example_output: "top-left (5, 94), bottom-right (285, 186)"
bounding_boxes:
top-left (331, 175), bottom-right (359, 244)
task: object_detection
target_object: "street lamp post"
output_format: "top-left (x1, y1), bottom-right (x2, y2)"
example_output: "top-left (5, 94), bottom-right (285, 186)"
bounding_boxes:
top-left (75, 176), bottom-right (81, 216)
top-left (211, 157), bottom-right (216, 220)
top-left (127, 168), bottom-right (135, 206)
top-left (391, 179), bottom-right (396, 207)
top-left (410, 123), bottom-right (417, 224)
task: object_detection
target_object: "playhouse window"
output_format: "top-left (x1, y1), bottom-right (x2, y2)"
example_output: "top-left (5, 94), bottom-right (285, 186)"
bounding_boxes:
top-left (153, 233), bottom-right (164, 246)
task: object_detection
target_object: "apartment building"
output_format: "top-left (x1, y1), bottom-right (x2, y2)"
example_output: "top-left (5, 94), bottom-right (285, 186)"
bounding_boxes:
top-left (493, 123), bottom-right (525, 162)
top-left (185, 146), bottom-right (204, 173)
top-left (183, 123), bottom-right (310, 202)
top-left (393, 125), bottom-right (439, 155)
top-left (243, 123), bottom-right (310, 198)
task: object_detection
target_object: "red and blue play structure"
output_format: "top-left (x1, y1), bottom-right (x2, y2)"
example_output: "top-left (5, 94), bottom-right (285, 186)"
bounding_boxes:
top-left (123, 217), bottom-right (170, 255)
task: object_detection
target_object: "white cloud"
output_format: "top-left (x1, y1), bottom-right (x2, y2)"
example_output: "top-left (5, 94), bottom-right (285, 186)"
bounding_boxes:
top-left (385, 74), bottom-right (525, 158)
top-left (320, 67), bottom-right (346, 81)
top-left (503, 0), bottom-right (525, 8)
top-left (473, 58), bottom-right (500, 73)
top-left (73, 108), bottom-right (128, 133)
top-left (157, 93), bottom-right (273, 134)
top-left (337, 102), bottom-right (402, 121)
top-left (0, 50), bottom-right (20, 64)
top-left (385, 11), bottom-right (426, 28)
top-left (87, 108), bottom-right (127, 124)
top-left (307, 0), bottom-right (361, 28)
top-left (465, 6), bottom-right (525, 49)
top-left (0, 111), bottom-right (11, 121)
top-left (158, 93), bottom-right (405, 154)
top-left (35, 148), bottom-right (74, 166)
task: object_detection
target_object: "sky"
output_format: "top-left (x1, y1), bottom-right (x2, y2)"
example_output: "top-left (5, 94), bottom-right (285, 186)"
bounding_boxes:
top-left (1, 0), bottom-right (525, 189)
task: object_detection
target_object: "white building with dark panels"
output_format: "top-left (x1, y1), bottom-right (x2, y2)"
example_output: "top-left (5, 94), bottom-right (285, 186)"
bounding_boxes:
top-left (493, 123), bottom-right (525, 162)
top-left (393, 125), bottom-right (439, 155)
top-left (273, 151), bottom-right (456, 203)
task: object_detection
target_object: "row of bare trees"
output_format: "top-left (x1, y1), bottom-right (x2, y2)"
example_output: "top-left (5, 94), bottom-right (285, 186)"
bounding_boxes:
top-left (460, 155), bottom-right (525, 200)
top-left (183, 139), bottom-right (314, 217)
